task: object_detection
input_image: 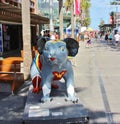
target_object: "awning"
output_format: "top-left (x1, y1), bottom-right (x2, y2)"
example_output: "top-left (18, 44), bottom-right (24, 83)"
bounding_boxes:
top-left (0, 1), bottom-right (49, 25)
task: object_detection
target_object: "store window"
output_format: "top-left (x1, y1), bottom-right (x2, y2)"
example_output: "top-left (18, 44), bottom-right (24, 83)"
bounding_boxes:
top-left (2, 24), bottom-right (20, 52)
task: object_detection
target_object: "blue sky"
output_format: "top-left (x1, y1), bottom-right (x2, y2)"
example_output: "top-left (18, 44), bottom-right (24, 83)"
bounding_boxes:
top-left (89, 0), bottom-right (120, 29)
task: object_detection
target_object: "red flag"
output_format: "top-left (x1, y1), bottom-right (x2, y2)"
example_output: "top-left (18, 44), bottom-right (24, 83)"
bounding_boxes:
top-left (74, 0), bottom-right (80, 15)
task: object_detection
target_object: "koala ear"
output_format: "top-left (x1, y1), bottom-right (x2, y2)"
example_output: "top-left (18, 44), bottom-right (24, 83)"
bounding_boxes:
top-left (37, 37), bottom-right (47, 54)
top-left (63, 38), bottom-right (79, 57)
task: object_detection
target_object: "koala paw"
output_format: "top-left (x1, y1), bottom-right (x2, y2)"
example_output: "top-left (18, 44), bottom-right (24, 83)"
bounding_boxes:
top-left (65, 96), bottom-right (79, 103)
top-left (41, 96), bottom-right (53, 103)
top-left (32, 87), bottom-right (41, 94)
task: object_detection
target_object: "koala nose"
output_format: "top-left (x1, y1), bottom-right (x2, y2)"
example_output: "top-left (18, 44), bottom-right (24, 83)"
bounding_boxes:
top-left (48, 54), bottom-right (55, 61)
top-left (50, 57), bottom-right (55, 61)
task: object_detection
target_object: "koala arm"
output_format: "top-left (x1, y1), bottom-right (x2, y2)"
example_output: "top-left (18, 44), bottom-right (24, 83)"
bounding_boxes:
top-left (63, 61), bottom-right (75, 97)
top-left (41, 66), bottom-right (53, 101)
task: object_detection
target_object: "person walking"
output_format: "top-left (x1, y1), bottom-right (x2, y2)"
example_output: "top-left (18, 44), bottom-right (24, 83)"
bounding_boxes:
top-left (50, 31), bottom-right (55, 40)
top-left (86, 37), bottom-right (91, 48)
top-left (114, 31), bottom-right (120, 46)
top-left (105, 32), bottom-right (108, 43)
top-left (108, 32), bottom-right (113, 44)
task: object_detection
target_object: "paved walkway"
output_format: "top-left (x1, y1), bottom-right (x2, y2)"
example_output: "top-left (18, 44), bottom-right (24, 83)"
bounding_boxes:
top-left (0, 39), bottom-right (120, 124)
top-left (74, 39), bottom-right (120, 124)
top-left (0, 80), bottom-right (31, 124)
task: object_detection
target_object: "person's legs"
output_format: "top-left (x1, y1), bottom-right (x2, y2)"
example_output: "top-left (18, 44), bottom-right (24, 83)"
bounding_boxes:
top-left (115, 41), bottom-right (118, 46)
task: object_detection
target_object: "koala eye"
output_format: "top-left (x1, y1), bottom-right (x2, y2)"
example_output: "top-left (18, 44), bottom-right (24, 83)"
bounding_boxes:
top-left (59, 46), bottom-right (65, 51)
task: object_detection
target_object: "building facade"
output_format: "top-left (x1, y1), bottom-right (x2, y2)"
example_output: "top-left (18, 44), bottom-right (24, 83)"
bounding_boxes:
top-left (0, 0), bottom-right (49, 56)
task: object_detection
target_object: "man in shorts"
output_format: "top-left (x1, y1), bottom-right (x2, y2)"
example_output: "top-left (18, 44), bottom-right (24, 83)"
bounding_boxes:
top-left (114, 31), bottom-right (120, 46)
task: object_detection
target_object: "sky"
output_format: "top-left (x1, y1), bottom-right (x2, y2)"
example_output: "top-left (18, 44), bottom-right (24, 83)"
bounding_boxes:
top-left (38, 0), bottom-right (120, 30)
top-left (89, 0), bottom-right (120, 30)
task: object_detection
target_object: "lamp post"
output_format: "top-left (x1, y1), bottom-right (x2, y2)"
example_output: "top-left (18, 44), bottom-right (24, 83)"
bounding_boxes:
top-left (59, 0), bottom-right (63, 39)
top-left (49, 0), bottom-right (54, 31)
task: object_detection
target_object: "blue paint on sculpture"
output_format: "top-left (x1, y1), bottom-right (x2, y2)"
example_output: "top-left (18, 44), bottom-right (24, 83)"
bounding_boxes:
top-left (30, 38), bottom-right (79, 103)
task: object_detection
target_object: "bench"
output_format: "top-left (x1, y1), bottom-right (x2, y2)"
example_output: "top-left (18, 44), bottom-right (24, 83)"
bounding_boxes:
top-left (0, 57), bottom-right (24, 94)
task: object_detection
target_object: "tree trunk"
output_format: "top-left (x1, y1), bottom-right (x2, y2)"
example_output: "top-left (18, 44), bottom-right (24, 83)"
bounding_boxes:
top-left (59, 0), bottom-right (64, 39)
top-left (71, 3), bottom-right (74, 38)
top-left (22, 0), bottom-right (32, 80)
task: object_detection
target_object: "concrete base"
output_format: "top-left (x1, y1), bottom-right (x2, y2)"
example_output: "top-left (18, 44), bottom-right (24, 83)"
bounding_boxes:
top-left (23, 81), bottom-right (89, 124)
top-left (0, 81), bottom-right (11, 92)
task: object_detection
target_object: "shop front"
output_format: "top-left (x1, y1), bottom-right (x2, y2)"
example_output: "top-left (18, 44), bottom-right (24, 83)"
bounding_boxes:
top-left (0, 0), bottom-right (49, 57)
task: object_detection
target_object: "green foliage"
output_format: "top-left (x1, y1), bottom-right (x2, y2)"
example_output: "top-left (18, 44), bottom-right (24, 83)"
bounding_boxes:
top-left (84, 17), bottom-right (91, 27)
top-left (110, 1), bottom-right (120, 5)
top-left (110, 11), bottom-right (114, 16)
top-left (81, 0), bottom-right (91, 10)
top-left (64, 0), bottom-right (73, 10)
top-left (79, 17), bottom-right (91, 27)
top-left (63, 0), bottom-right (91, 27)
top-left (80, 0), bottom-right (91, 27)
top-left (100, 19), bottom-right (104, 26)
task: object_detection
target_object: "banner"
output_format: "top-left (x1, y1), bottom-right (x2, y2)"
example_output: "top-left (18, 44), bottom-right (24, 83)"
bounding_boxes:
top-left (74, 0), bottom-right (80, 15)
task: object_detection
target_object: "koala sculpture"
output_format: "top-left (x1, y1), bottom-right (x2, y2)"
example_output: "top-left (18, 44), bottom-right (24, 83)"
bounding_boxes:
top-left (30, 37), bottom-right (79, 103)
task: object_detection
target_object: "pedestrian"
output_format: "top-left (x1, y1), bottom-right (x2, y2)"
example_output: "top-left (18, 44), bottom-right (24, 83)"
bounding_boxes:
top-left (94, 32), bottom-right (98, 41)
top-left (55, 32), bottom-right (59, 40)
top-left (105, 32), bottom-right (108, 43)
top-left (114, 30), bottom-right (120, 46)
top-left (50, 31), bottom-right (55, 40)
top-left (80, 33), bottom-right (84, 42)
top-left (108, 32), bottom-right (113, 44)
top-left (86, 37), bottom-right (91, 48)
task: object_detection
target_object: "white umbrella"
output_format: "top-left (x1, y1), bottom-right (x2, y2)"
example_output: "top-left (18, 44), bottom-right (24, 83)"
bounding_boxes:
top-left (81, 27), bottom-right (86, 32)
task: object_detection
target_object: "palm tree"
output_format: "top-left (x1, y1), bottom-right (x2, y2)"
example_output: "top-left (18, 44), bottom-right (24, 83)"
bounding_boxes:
top-left (22, 0), bottom-right (32, 80)
top-left (110, 1), bottom-right (120, 5)
top-left (80, 0), bottom-right (90, 27)
top-left (70, 1), bottom-right (74, 38)
top-left (63, 0), bottom-right (91, 38)
top-left (64, 0), bottom-right (75, 38)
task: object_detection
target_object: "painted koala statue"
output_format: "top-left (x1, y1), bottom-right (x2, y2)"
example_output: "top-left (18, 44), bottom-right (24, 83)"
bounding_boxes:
top-left (30, 37), bottom-right (79, 103)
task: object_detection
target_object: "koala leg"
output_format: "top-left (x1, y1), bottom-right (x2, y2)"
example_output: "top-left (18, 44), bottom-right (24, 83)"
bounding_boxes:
top-left (66, 83), bottom-right (79, 103)
top-left (32, 76), bottom-right (42, 93)
top-left (41, 83), bottom-right (52, 102)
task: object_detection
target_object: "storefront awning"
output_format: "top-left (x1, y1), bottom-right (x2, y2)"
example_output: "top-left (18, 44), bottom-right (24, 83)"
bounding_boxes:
top-left (0, 1), bottom-right (49, 25)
